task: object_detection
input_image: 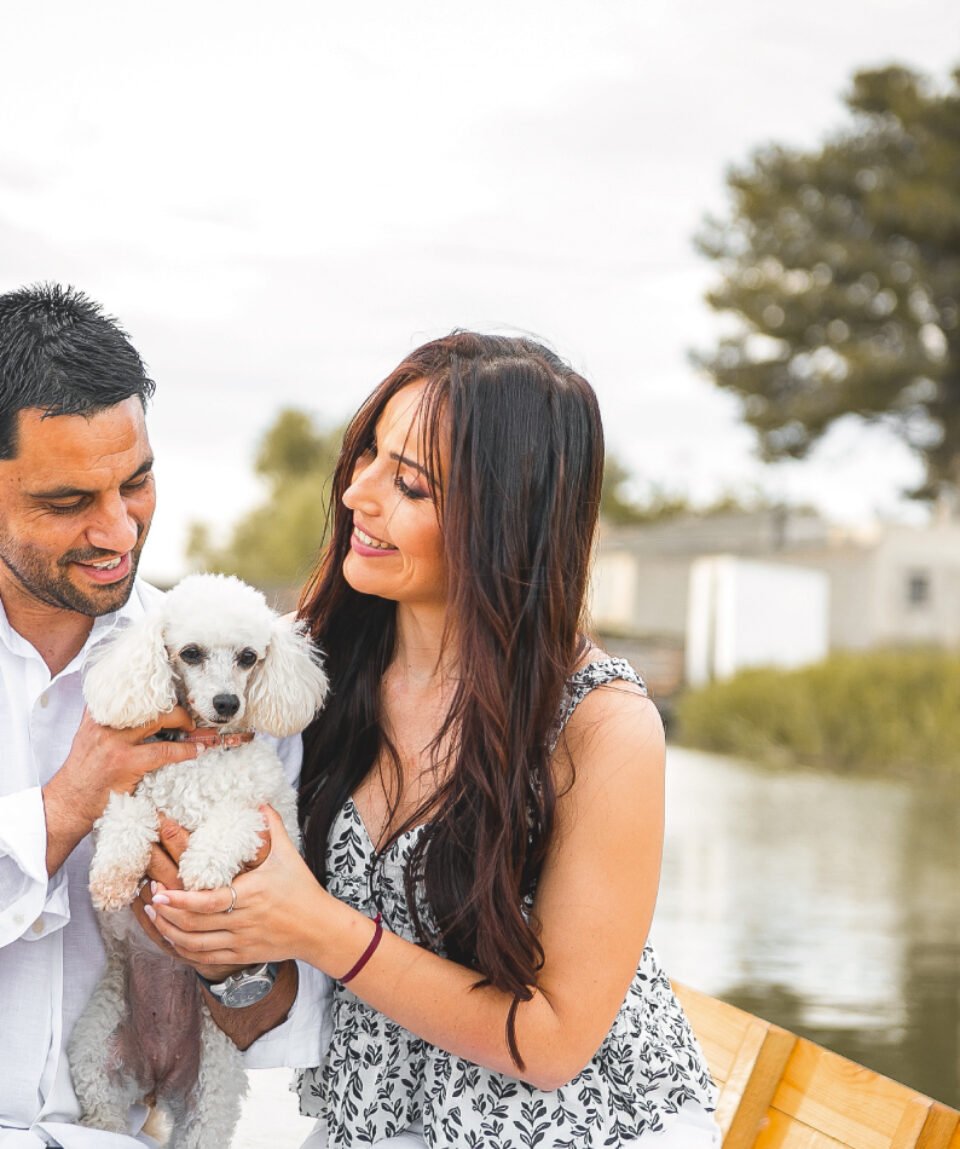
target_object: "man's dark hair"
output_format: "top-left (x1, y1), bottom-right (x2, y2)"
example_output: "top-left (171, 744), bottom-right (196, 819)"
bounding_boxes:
top-left (0, 283), bottom-right (155, 458)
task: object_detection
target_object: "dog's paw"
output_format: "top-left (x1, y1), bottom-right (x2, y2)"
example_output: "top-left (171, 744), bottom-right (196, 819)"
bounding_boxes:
top-left (90, 869), bottom-right (141, 912)
top-left (178, 851), bottom-right (238, 892)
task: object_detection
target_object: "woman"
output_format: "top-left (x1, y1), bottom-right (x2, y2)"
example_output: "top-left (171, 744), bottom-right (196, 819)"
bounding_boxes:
top-left (148, 333), bottom-right (720, 1147)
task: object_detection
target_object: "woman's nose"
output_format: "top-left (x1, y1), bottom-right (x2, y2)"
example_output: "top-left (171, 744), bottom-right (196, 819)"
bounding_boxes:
top-left (343, 464), bottom-right (381, 516)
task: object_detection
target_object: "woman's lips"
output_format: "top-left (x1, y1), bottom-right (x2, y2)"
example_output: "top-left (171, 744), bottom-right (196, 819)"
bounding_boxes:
top-left (351, 525), bottom-right (398, 557)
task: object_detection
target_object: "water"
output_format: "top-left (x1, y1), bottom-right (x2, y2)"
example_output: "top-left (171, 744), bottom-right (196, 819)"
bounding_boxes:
top-left (653, 745), bottom-right (960, 1107)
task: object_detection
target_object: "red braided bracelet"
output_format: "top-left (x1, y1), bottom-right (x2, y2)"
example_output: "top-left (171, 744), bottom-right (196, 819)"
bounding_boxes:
top-left (340, 912), bottom-right (383, 984)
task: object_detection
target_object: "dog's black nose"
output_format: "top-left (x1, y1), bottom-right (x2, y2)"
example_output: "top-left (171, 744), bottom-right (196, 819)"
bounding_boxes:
top-left (212, 694), bottom-right (240, 719)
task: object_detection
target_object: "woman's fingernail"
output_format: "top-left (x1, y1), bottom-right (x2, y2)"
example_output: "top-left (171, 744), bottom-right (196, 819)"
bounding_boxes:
top-left (144, 905), bottom-right (157, 922)
top-left (152, 893), bottom-right (171, 906)
top-left (150, 881), bottom-right (158, 896)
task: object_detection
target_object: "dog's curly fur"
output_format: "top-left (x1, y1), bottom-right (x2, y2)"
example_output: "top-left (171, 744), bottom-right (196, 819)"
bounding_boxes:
top-left (67, 574), bottom-right (328, 1148)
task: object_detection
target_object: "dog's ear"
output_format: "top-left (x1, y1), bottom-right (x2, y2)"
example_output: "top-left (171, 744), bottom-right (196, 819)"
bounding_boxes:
top-left (83, 610), bottom-right (178, 728)
top-left (246, 617), bottom-right (329, 736)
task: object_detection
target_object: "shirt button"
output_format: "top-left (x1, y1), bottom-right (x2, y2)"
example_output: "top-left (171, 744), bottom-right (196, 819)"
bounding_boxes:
top-left (32, 917), bottom-right (45, 935)
top-left (39, 694), bottom-right (50, 709)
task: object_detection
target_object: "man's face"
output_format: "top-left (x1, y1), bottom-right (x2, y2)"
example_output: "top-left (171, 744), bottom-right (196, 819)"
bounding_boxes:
top-left (0, 396), bottom-right (155, 619)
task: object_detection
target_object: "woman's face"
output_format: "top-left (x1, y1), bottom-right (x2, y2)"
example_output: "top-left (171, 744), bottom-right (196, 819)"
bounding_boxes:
top-left (342, 381), bottom-right (447, 609)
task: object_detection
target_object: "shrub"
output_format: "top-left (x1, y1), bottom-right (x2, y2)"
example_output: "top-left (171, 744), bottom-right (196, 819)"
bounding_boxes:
top-left (675, 649), bottom-right (960, 775)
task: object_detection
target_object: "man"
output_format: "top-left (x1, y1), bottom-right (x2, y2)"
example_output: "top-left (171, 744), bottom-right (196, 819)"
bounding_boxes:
top-left (0, 285), bottom-right (324, 1147)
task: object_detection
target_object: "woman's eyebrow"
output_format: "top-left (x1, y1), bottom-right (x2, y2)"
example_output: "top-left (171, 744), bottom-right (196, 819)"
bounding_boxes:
top-left (389, 451), bottom-right (435, 483)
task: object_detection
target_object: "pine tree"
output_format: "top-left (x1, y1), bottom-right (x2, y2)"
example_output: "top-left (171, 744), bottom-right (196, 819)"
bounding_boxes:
top-left (696, 65), bottom-right (960, 497)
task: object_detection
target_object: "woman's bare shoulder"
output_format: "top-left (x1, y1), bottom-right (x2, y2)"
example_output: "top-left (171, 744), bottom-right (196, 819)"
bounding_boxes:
top-left (554, 651), bottom-right (664, 790)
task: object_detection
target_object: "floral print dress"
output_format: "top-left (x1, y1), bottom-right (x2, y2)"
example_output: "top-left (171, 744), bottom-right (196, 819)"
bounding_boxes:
top-left (297, 659), bottom-right (717, 1147)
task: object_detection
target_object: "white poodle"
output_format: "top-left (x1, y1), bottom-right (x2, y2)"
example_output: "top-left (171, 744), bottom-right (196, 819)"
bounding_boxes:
top-left (68, 573), bottom-right (329, 1149)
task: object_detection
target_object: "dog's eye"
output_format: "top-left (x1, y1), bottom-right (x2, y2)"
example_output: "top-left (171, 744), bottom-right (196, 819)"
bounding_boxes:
top-left (179, 645), bottom-right (204, 665)
top-left (237, 648), bottom-right (259, 669)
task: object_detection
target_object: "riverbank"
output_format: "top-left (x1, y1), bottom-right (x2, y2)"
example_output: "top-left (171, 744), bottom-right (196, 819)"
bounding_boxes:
top-left (674, 648), bottom-right (960, 775)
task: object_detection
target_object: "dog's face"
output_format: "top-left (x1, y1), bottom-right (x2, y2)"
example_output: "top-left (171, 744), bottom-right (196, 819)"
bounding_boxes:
top-left (160, 578), bottom-right (277, 729)
top-left (84, 572), bottom-right (329, 736)
top-left (167, 633), bottom-right (268, 728)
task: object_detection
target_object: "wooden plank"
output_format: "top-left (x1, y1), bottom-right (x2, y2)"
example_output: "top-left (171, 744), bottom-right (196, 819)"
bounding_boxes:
top-left (756, 1040), bottom-right (932, 1149)
top-left (675, 983), bottom-right (959, 1148)
top-left (673, 982), bottom-right (795, 1147)
top-left (758, 1107), bottom-right (848, 1147)
top-left (917, 1104), bottom-right (960, 1149)
top-left (724, 1022), bottom-right (797, 1149)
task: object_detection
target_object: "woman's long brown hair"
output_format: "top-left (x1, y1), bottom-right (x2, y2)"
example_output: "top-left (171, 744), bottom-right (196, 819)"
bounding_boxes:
top-left (297, 332), bottom-right (604, 1067)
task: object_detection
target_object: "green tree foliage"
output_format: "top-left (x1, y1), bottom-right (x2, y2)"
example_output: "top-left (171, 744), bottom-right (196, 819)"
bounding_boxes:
top-left (187, 409), bottom-right (343, 589)
top-left (696, 64), bottom-right (960, 497)
top-left (600, 456), bottom-right (690, 525)
top-left (601, 451), bottom-right (779, 525)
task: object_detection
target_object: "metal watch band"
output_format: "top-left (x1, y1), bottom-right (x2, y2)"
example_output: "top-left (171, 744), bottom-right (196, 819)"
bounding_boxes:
top-left (196, 961), bottom-right (280, 1008)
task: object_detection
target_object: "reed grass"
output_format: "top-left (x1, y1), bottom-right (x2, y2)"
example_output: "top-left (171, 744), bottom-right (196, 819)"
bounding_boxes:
top-left (674, 649), bottom-right (960, 774)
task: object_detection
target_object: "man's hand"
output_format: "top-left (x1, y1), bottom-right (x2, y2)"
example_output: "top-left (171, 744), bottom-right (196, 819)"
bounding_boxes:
top-left (42, 707), bottom-right (200, 877)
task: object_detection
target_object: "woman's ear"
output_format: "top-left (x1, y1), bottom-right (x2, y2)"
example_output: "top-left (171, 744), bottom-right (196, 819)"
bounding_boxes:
top-left (83, 610), bottom-right (178, 727)
top-left (245, 618), bottom-right (329, 736)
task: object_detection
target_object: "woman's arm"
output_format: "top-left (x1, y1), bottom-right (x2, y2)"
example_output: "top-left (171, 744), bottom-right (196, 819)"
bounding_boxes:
top-left (148, 681), bottom-right (664, 1089)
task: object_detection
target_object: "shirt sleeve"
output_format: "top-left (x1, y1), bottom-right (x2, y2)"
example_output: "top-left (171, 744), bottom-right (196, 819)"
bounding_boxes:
top-left (257, 732), bottom-right (304, 788)
top-left (242, 960), bottom-right (333, 1070)
top-left (0, 786), bottom-right (70, 947)
top-left (242, 734), bottom-right (330, 1068)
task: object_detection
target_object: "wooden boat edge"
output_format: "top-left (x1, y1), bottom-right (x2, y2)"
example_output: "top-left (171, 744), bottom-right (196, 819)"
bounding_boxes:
top-left (672, 981), bottom-right (960, 1147)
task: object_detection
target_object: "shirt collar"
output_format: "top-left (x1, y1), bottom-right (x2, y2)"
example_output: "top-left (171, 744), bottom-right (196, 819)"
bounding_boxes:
top-left (0, 578), bottom-right (155, 671)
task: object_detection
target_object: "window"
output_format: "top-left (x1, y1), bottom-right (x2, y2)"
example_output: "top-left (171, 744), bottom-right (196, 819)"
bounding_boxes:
top-left (907, 571), bottom-right (931, 607)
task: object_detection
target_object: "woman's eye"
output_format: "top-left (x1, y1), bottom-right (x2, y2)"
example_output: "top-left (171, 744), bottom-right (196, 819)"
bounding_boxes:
top-left (395, 475), bottom-right (429, 501)
top-left (179, 645), bottom-right (204, 665)
top-left (237, 648), bottom-right (258, 669)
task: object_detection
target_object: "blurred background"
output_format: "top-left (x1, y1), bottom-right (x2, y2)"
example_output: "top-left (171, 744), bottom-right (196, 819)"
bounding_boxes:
top-left (2, 0), bottom-right (957, 1118)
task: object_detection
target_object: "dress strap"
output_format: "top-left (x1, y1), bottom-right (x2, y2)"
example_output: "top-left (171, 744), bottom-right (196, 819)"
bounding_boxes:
top-left (551, 656), bottom-right (648, 745)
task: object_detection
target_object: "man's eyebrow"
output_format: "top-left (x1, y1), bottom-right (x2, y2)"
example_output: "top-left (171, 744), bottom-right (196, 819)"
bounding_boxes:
top-left (29, 458), bottom-right (155, 499)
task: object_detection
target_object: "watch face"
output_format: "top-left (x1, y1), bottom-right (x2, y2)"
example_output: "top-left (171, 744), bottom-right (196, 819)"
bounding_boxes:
top-left (222, 973), bottom-right (275, 1008)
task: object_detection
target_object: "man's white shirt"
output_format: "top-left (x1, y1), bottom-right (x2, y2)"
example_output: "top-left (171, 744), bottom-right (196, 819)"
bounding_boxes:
top-left (0, 580), bottom-right (330, 1147)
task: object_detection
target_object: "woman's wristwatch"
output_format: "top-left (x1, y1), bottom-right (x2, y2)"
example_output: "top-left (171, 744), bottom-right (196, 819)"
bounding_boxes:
top-left (195, 962), bottom-right (280, 1008)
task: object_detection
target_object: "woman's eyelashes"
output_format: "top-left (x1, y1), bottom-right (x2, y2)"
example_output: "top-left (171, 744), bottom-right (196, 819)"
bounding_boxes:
top-left (395, 473), bottom-right (430, 501)
top-left (362, 432), bottom-right (431, 501)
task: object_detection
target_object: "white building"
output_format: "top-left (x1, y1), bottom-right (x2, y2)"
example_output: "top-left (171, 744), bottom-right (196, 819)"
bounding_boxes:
top-left (685, 556), bottom-right (829, 687)
top-left (590, 509), bottom-right (960, 693)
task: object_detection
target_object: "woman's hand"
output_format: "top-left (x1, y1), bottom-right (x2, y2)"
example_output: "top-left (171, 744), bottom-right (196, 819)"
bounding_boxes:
top-left (144, 806), bottom-right (331, 969)
top-left (131, 815), bottom-right (271, 981)
top-left (135, 810), bottom-right (307, 1051)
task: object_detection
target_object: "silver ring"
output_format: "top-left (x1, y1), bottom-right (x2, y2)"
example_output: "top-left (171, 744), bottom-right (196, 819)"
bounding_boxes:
top-left (225, 884), bottom-right (238, 914)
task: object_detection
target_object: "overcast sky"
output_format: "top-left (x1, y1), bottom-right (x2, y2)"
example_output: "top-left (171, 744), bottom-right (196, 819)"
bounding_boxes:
top-left (1, 1), bottom-right (957, 583)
